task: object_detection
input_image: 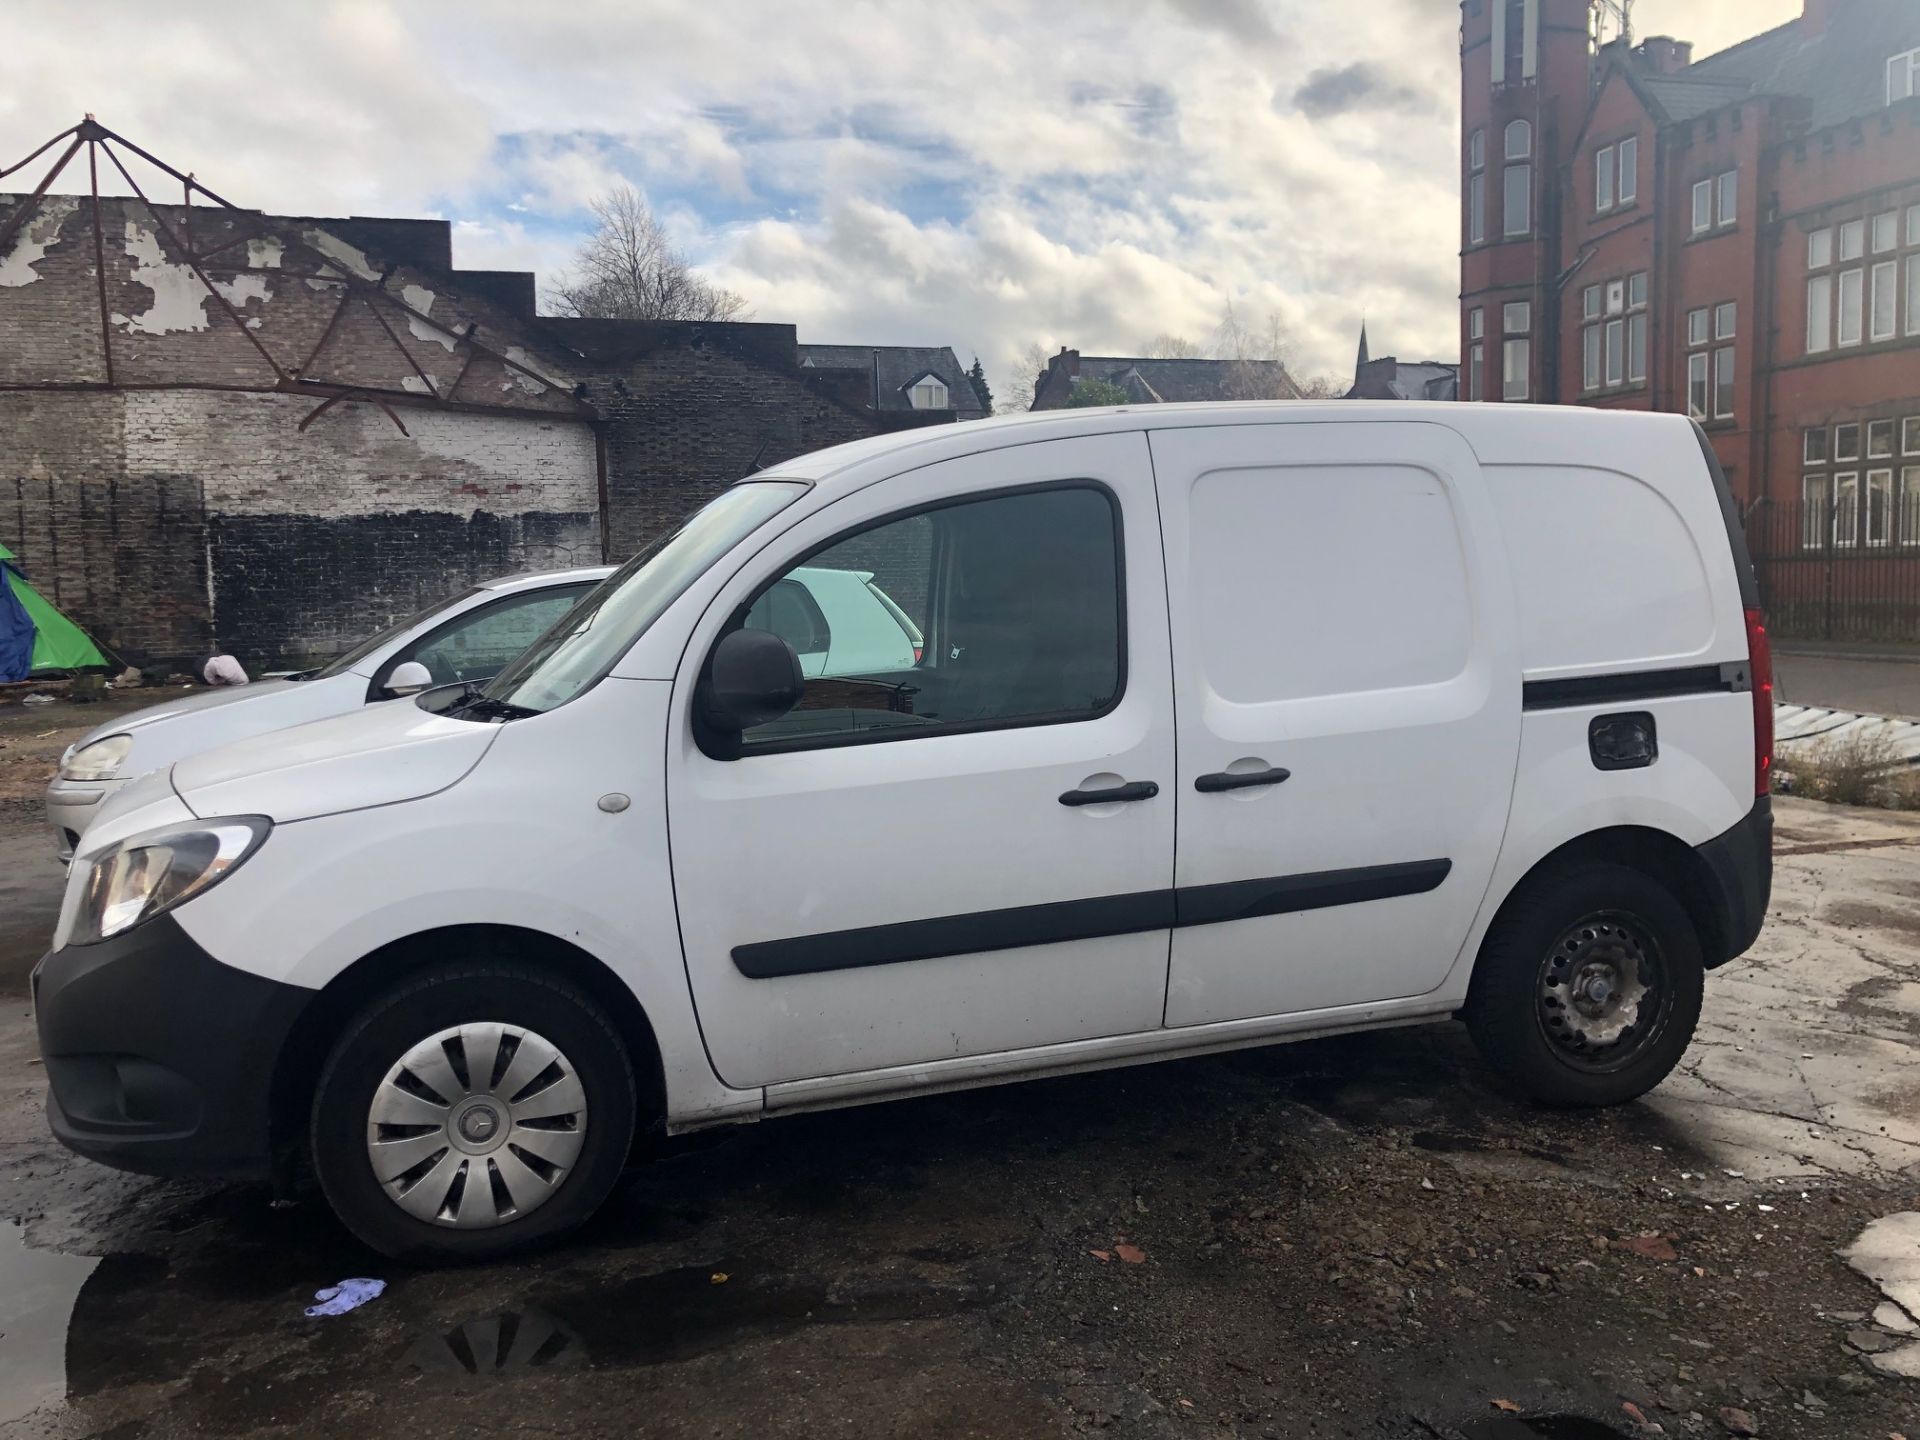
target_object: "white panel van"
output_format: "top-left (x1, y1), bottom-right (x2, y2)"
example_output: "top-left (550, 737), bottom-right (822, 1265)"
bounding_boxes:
top-left (32, 404), bottom-right (1774, 1260)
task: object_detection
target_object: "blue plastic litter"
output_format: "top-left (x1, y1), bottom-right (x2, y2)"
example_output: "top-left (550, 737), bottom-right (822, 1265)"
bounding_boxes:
top-left (305, 1277), bottom-right (386, 1317)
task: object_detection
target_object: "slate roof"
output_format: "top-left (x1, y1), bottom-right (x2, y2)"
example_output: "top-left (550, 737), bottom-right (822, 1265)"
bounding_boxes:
top-left (1628, 0), bottom-right (1919, 131)
top-left (1349, 360), bottom-right (1458, 403)
top-left (797, 344), bottom-right (985, 416)
top-left (1636, 75), bottom-right (1756, 123)
top-left (1070, 356), bottom-right (1302, 403)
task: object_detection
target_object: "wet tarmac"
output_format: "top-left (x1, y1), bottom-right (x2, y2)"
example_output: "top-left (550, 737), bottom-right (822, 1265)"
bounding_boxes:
top-left (1455, 1420), bottom-right (1631, 1439)
top-left (3, 795), bottom-right (1919, 1437)
top-left (0, 1220), bottom-right (97, 1427)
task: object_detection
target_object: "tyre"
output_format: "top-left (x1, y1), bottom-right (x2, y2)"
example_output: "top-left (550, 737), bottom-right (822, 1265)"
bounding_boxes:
top-left (311, 962), bottom-right (636, 1261)
top-left (1464, 861), bottom-right (1704, 1107)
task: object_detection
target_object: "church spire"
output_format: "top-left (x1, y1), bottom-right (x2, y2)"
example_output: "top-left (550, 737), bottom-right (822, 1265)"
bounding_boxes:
top-left (1354, 320), bottom-right (1371, 380)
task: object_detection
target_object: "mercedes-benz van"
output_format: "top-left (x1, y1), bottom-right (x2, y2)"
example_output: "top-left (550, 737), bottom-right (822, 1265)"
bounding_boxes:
top-left (33, 403), bottom-right (1773, 1260)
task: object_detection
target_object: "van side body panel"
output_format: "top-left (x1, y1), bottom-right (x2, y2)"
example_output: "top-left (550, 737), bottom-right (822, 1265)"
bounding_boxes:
top-left (1433, 411), bottom-right (1761, 998)
top-left (1151, 421), bottom-right (1524, 1025)
top-left (168, 678), bottom-right (761, 1127)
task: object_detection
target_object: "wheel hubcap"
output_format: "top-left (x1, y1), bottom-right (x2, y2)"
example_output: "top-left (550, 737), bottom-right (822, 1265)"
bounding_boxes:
top-left (1537, 912), bottom-right (1664, 1069)
top-left (365, 1022), bottom-right (587, 1229)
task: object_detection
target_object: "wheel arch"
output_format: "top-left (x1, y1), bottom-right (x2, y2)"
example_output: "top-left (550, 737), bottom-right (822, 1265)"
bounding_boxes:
top-left (269, 924), bottom-right (667, 1168)
top-left (1467, 824), bottom-right (1730, 1004)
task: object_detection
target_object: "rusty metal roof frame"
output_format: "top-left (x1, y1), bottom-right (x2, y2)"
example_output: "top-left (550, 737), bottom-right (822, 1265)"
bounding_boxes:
top-left (0, 118), bottom-right (594, 433)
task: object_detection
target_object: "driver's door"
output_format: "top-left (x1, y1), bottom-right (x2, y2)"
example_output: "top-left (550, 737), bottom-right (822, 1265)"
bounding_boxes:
top-left (667, 434), bottom-right (1176, 1091)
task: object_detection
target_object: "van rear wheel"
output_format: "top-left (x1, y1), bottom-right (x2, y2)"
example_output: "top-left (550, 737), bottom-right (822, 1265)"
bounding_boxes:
top-left (1464, 861), bottom-right (1703, 1107)
top-left (311, 962), bottom-right (635, 1261)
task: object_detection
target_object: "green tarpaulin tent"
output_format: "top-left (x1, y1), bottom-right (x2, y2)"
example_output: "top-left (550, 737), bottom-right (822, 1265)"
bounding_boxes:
top-left (0, 542), bottom-right (108, 678)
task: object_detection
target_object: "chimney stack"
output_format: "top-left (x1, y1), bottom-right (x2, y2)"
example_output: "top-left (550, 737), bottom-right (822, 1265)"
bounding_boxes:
top-left (1801, 0), bottom-right (1846, 37)
top-left (1636, 35), bottom-right (1693, 74)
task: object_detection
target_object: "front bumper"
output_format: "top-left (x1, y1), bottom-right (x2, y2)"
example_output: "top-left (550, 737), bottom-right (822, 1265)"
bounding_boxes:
top-left (32, 914), bottom-right (310, 1178)
top-left (1696, 793), bottom-right (1772, 968)
top-left (45, 776), bottom-right (123, 862)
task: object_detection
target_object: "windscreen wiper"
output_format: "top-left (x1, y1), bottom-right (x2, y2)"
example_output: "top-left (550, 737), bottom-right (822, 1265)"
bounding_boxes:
top-left (451, 694), bottom-right (542, 723)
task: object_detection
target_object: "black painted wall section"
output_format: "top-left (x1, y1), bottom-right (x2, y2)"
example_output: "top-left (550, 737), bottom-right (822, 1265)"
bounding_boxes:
top-left (209, 510), bottom-right (599, 669)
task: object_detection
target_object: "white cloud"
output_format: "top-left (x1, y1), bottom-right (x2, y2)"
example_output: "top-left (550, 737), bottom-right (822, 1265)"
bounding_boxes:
top-left (0, 0), bottom-right (1799, 402)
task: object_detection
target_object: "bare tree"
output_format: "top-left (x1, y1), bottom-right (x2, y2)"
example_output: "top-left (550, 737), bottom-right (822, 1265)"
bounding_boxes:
top-left (1293, 373), bottom-right (1349, 399)
top-left (549, 185), bottom-right (749, 323)
top-left (1211, 303), bottom-right (1303, 400)
top-left (1140, 333), bottom-right (1203, 359)
top-left (1003, 341), bottom-right (1055, 412)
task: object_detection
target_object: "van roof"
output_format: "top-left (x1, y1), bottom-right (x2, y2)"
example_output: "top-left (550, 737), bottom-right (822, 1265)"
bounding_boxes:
top-left (763, 402), bottom-right (1704, 493)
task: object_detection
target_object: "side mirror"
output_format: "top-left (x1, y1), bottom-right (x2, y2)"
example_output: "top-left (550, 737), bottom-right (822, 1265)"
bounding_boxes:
top-left (699, 629), bottom-right (804, 733)
top-left (385, 660), bottom-right (435, 697)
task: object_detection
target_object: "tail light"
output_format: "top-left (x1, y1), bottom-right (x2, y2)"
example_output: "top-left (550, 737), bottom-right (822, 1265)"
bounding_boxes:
top-left (1745, 607), bottom-right (1773, 796)
top-left (912, 646), bottom-right (924, 664)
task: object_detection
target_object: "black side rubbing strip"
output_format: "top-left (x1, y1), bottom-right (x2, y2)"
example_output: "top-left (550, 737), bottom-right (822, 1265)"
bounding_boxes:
top-left (1175, 859), bottom-right (1451, 927)
top-left (731, 859), bottom-right (1450, 979)
top-left (1522, 662), bottom-right (1749, 711)
top-left (733, 891), bottom-right (1176, 980)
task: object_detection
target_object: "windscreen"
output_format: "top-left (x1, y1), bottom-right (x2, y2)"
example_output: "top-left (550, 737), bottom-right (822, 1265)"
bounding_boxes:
top-left (485, 481), bottom-right (807, 713)
top-left (313, 588), bottom-right (483, 678)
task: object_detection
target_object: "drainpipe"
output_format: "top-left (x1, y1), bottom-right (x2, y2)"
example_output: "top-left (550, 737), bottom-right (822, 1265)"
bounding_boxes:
top-left (1651, 123), bottom-right (1667, 411)
top-left (593, 422), bottom-right (611, 563)
top-left (1753, 107), bottom-right (1777, 514)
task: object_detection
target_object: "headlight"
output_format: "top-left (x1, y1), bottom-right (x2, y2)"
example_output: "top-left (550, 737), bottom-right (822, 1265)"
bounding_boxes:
top-left (70, 817), bottom-right (271, 946)
top-left (61, 734), bottom-right (133, 781)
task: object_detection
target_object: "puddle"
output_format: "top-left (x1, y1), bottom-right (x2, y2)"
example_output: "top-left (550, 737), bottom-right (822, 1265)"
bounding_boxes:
top-left (405, 1309), bottom-right (587, 1377)
top-left (0, 1219), bottom-right (100, 1425)
top-left (1455, 1418), bottom-right (1631, 1439)
top-left (405, 1263), bottom-right (991, 1381)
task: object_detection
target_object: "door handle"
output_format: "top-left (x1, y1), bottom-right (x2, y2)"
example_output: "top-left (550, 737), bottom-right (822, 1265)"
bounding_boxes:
top-left (1059, 780), bottom-right (1160, 807)
top-left (1194, 766), bottom-right (1291, 794)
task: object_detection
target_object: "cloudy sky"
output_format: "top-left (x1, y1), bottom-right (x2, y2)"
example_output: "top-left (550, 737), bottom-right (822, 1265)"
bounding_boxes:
top-left (4, 0), bottom-right (1796, 401)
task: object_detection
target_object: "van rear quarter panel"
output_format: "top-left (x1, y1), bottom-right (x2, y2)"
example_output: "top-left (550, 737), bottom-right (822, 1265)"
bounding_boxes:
top-left (1439, 409), bottom-right (1755, 1000)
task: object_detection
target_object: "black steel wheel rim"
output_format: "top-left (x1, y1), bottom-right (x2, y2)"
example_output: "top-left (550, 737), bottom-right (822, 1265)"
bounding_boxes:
top-left (1534, 909), bottom-right (1673, 1074)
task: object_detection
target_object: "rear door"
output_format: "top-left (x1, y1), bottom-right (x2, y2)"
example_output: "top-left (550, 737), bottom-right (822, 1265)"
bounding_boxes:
top-left (1152, 421), bottom-right (1521, 1026)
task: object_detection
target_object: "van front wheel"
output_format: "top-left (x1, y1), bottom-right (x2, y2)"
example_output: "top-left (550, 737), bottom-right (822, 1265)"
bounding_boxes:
top-left (311, 963), bottom-right (635, 1261)
top-left (1465, 861), bottom-right (1704, 1108)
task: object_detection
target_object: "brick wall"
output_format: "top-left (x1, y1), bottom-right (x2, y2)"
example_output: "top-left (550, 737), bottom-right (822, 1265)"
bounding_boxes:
top-left (584, 339), bottom-right (881, 560)
top-left (0, 389), bottom-right (598, 669)
top-left (0, 390), bottom-right (207, 663)
top-left (0, 195), bottom-right (603, 669)
top-left (136, 391), bottom-right (599, 664)
top-left (1, 194), bottom-right (897, 670)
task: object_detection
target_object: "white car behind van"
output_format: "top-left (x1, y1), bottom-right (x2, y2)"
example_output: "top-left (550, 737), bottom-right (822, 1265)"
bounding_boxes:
top-left (44, 566), bottom-right (614, 860)
top-left (33, 403), bottom-right (1773, 1260)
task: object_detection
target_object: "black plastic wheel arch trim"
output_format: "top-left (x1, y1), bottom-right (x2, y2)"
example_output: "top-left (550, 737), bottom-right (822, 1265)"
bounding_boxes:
top-left (730, 858), bottom-right (1452, 979)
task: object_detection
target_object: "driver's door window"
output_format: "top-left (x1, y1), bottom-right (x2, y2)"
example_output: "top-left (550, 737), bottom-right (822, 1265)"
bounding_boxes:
top-left (736, 485), bottom-right (1121, 750)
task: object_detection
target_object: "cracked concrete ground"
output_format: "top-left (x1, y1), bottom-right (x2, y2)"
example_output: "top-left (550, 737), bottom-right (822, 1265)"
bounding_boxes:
top-left (1, 782), bottom-right (1917, 1438)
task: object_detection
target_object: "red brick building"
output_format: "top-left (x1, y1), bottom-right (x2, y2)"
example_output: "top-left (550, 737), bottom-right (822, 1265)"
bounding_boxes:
top-left (1460, 0), bottom-right (1920, 636)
